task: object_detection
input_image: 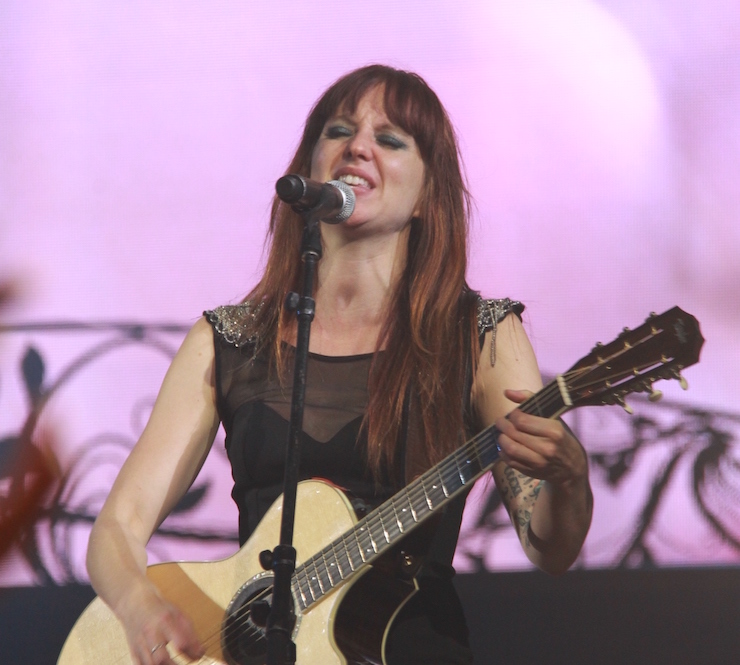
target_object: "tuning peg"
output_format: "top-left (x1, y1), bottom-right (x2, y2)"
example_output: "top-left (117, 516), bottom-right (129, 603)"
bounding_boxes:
top-left (648, 389), bottom-right (663, 402)
top-left (672, 369), bottom-right (689, 390)
top-left (617, 397), bottom-right (634, 414)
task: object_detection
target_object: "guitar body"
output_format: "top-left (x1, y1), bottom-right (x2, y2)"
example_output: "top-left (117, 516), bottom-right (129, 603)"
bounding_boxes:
top-left (58, 480), bottom-right (417, 665)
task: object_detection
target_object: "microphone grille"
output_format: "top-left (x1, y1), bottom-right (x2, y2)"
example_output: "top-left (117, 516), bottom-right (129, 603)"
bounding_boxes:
top-left (326, 180), bottom-right (355, 222)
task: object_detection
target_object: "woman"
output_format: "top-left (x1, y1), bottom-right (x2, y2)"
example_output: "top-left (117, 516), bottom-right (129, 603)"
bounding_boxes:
top-left (87, 65), bottom-right (592, 665)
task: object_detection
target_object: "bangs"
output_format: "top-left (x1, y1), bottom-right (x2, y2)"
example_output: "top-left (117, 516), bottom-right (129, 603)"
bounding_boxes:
top-left (306, 66), bottom-right (446, 164)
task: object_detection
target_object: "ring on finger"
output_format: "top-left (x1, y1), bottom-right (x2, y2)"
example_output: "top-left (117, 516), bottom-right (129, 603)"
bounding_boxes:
top-left (150, 642), bottom-right (167, 654)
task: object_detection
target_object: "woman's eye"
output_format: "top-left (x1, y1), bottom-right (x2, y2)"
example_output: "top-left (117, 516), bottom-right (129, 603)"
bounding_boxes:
top-left (377, 134), bottom-right (407, 150)
top-left (325, 125), bottom-right (352, 139)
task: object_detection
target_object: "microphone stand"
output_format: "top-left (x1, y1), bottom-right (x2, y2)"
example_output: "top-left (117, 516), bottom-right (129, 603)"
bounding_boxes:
top-left (263, 207), bottom-right (323, 665)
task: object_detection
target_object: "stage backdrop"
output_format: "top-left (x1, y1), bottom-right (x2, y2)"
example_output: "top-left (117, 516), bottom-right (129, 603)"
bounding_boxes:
top-left (1, 0), bottom-right (739, 587)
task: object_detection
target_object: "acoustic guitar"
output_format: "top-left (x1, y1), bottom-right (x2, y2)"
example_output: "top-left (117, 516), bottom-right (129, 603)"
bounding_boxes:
top-left (57, 307), bottom-right (703, 665)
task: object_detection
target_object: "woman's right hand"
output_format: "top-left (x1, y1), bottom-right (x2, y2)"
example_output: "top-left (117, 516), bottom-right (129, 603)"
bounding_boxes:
top-left (117, 583), bottom-right (205, 665)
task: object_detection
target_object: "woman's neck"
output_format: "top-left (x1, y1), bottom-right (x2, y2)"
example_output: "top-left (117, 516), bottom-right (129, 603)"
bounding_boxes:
top-left (307, 229), bottom-right (408, 356)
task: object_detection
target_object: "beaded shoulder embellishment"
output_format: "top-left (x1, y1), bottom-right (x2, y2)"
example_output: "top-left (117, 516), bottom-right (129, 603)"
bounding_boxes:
top-left (204, 302), bottom-right (260, 348)
top-left (476, 297), bottom-right (524, 366)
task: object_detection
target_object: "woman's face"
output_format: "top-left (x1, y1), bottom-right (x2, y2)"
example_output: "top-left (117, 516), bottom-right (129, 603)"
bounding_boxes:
top-left (310, 86), bottom-right (425, 238)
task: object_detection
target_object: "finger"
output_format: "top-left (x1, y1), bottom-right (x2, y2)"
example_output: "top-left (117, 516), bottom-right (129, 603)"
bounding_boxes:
top-left (133, 638), bottom-right (170, 665)
top-left (171, 613), bottom-right (206, 661)
top-left (503, 388), bottom-right (533, 405)
top-left (150, 642), bottom-right (172, 665)
top-left (136, 615), bottom-right (195, 665)
top-left (499, 423), bottom-right (589, 485)
top-left (496, 433), bottom-right (548, 477)
top-left (496, 418), bottom-right (566, 473)
top-left (506, 409), bottom-right (566, 442)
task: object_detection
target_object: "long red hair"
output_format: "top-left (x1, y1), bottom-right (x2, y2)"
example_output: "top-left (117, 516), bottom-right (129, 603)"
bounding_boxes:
top-left (246, 65), bottom-right (478, 480)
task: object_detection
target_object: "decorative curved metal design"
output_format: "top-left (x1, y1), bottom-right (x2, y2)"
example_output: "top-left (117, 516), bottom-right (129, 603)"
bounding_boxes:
top-left (0, 321), bottom-right (239, 585)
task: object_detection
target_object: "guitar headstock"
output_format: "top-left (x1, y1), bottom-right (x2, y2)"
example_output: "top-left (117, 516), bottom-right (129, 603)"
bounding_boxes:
top-left (563, 307), bottom-right (704, 412)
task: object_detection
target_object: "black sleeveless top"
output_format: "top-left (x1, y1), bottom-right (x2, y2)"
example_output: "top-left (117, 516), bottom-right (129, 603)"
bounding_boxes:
top-left (205, 296), bottom-right (523, 664)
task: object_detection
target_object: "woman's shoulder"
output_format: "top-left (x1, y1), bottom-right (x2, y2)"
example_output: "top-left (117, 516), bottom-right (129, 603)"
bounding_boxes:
top-left (474, 296), bottom-right (525, 336)
top-left (203, 301), bottom-right (260, 348)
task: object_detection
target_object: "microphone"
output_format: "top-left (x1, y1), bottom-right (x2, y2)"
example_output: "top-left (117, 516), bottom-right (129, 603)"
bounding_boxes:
top-left (275, 175), bottom-right (355, 223)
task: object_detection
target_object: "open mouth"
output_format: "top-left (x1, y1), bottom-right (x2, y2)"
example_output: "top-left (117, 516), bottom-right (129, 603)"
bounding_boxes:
top-left (337, 174), bottom-right (371, 188)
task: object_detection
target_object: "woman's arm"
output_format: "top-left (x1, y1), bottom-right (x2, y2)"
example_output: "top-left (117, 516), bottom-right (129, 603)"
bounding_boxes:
top-left (471, 314), bottom-right (593, 575)
top-left (86, 317), bottom-right (221, 664)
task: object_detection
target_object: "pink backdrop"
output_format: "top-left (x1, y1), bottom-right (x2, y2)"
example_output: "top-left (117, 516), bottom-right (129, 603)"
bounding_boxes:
top-left (1, 1), bottom-right (739, 585)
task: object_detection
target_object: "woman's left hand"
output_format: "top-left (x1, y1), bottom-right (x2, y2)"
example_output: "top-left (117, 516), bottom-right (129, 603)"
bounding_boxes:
top-left (494, 389), bottom-right (589, 488)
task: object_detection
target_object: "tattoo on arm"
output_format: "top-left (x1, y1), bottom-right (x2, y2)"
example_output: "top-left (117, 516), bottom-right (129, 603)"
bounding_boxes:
top-left (504, 466), bottom-right (523, 498)
top-left (499, 467), bottom-right (543, 548)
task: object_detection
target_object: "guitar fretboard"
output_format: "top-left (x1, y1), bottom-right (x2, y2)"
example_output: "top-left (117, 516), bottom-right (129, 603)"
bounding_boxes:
top-left (290, 378), bottom-right (566, 610)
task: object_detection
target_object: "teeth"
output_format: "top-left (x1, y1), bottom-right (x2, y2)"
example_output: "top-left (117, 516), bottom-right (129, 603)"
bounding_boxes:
top-left (338, 174), bottom-right (370, 187)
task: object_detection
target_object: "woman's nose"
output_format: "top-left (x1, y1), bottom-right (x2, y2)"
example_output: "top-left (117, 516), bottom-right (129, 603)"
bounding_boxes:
top-left (344, 130), bottom-right (372, 161)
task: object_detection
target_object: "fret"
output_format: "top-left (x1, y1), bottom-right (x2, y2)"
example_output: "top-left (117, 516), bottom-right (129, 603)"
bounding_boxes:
top-left (367, 517), bottom-right (383, 553)
top-left (320, 549), bottom-right (336, 587)
top-left (334, 538), bottom-right (353, 576)
top-left (436, 466), bottom-right (450, 498)
top-left (406, 491), bottom-right (418, 523)
top-left (467, 447), bottom-right (483, 477)
top-left (341, 538), bottom-right (356, 572)
top-left (419, 475), bottom-right (434, 511)
top-left (479, 428), bottom-right (500, 468)
top-left (390, 496), bottom-right (405, 534)
top-left (468, 437), bottom-right (486, 469)
top-left (356, 523), bottom-right (376, 560)
top-left (454, 455), bottom-right (465, 487)
top-left (298, 567), bottom-right (312, 603)
top-left (332, 550), bottom-right (346, 580)
top-left (453, 452), bottom-right (476, 487)
top-left (345, 534), bottom-right (363, 571)
top-left (443, 457), bottom-right (462, 491)
top-left (326, 544), bottom-right (345, 581)
top-left (405, 486), bottom-right (431, 523)
top-left (295, 571), bottom-right (311, 609)
top-left (307, 560), bottom-right (325, 598)
top-left (377, 510), bottom-right (391, 545)
top-left (309, 573), bottom-right (321, 602)
top-left (318, 554), bottom-right (332, 591)
top-left (379, 504), bottom-right (401, 542)
top-left (354, 528), bottom-right (367, 563)
top-left (422, 473), bottom-right (446, 509)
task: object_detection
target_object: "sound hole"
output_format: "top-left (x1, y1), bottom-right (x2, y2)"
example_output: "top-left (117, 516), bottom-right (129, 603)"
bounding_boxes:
top-left (221, 574), bottom-right (274, 665)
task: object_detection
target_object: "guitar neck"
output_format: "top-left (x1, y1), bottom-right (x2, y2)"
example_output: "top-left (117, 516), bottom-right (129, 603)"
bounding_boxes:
top-left (291, 377), bottom-right (570, 610)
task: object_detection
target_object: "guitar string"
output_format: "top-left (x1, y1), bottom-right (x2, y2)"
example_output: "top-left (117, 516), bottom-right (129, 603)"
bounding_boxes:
top-left (138, 378), bottom-right (574, 660)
